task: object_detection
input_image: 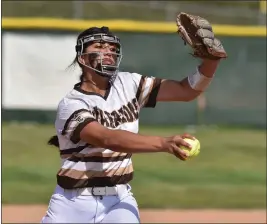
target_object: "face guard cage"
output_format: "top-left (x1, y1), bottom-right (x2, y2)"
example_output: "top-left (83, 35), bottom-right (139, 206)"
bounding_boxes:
top-left (75, 33), bottom-right (123, 79)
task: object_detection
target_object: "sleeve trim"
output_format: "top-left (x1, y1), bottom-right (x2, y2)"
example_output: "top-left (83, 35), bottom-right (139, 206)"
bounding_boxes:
top-left (70, 118), bottom-right (97, 144)
top-left (61, 109), bottom-right (93, 135)
top-left (144, 78), bottom-right (162, 108)
top-left (135, 76), bottom-right (146, 103)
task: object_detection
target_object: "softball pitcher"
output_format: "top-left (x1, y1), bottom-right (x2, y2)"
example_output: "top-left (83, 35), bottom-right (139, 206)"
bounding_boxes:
top-left (42, 12), bottom-right (227, 223)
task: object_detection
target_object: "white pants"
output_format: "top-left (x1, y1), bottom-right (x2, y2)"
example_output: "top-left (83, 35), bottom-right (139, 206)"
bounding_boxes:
top-left (41, 184), bottom-right (140, 223)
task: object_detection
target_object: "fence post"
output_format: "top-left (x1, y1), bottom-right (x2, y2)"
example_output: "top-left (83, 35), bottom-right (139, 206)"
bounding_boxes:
top-left (72, 1), bottom-right (83, 19)
top-left (258, 0), bottom-right (266, 25)
top-left (196, 93), bottom-right (207, 126)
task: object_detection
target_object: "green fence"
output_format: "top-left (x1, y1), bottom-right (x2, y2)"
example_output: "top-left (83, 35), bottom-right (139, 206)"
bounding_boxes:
top-left (2, 19), bottom-right (266, 128)
top-left (119, 33), bottom-right (266, 127)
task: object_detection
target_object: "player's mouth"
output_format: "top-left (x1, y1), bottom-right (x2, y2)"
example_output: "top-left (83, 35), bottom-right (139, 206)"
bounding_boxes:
top-left (102, 58), bottom-right (115, 65)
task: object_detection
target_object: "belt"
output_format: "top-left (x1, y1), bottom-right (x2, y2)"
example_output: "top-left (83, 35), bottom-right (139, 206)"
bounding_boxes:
top-left (76, 185), bottom-right (128, 196)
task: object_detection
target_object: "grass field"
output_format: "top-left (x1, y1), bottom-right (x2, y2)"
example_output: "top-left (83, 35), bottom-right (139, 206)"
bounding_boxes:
top-left (2, 123), bottom-right (266, 209)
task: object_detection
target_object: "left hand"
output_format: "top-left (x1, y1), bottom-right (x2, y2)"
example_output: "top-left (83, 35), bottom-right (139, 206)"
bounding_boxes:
top-left (176, 12), bottom-right (227, 60)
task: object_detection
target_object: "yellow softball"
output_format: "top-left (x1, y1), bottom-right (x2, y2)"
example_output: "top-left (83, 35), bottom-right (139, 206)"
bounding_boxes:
top-left (180, 138), bottom-right (200, 158)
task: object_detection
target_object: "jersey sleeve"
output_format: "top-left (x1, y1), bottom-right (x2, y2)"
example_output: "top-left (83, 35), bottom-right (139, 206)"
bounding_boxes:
top-left (131, 73), bottom-right (162, 108)
top-left (56, 99), bottom-right (97, 144)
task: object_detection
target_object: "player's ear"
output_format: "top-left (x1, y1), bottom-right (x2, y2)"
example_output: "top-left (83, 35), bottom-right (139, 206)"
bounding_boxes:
top-left (78, 55), bottom-right (85, 65)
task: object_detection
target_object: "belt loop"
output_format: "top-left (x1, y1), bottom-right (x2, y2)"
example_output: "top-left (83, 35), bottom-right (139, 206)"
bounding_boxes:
top-left (105, 186), bottom-right (108, 195)
top-left (62, 188), bottom-right (76, 201)
top-left (72, 189), bottom-right (77, 199)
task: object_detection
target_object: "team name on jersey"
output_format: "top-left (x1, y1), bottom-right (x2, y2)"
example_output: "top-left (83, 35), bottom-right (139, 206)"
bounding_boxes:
top-left (91, 98), bottom-right (139, 128)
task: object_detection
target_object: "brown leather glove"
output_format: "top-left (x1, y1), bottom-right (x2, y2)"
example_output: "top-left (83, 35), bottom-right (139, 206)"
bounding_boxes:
top-left (176, 12), bottom-right (227, 60)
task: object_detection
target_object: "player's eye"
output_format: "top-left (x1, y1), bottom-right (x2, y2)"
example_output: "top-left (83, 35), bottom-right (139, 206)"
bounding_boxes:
top-left (110, 47), bottom-right (116, 52)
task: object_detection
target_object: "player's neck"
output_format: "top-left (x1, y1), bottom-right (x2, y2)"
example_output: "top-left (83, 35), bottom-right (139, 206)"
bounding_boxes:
top-left (81, 72), bottom-right (110, 95)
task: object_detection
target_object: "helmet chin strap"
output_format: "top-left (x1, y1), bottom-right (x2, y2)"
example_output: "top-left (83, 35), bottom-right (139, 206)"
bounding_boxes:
top-left (78, 59), bottom-right (118, 86)
top-left (79, 61), bottom-right (116, 78)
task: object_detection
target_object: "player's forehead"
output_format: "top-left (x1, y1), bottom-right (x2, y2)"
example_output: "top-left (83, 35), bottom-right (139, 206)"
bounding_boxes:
top-left (90, 41), bottom-right (117, 47)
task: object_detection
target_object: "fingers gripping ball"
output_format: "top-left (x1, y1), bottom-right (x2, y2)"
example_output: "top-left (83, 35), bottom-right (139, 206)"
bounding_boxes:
top-left (181, 138), bottom-right (200, 159)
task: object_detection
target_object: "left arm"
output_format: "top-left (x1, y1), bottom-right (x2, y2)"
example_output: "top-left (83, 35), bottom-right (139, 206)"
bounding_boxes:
top-left (157, 59), bottom-right (220, 102)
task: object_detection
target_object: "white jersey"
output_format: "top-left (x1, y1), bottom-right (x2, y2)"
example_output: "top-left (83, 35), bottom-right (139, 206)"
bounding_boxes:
top-left (55, 71), bottom-right (162, 189)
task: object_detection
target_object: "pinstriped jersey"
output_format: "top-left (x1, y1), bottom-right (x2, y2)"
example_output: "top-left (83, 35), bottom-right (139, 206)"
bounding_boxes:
top-left (55, 71), bottom-right (162, 189)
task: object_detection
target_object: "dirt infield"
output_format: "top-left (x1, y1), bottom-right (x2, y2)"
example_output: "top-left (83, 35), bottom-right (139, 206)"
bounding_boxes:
top-left (2, 205), bottom-right (266, 223)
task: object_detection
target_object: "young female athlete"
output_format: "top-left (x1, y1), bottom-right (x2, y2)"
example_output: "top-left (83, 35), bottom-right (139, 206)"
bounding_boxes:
top-left (41, 26), bottom-right (221, 223)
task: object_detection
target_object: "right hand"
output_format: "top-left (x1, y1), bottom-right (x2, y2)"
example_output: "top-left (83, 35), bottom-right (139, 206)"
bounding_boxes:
top-left (163, 133), bottom-right (196, 161)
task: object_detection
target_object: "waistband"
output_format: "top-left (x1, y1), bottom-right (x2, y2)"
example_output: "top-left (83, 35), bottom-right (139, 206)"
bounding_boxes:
top-left (55, 184), bottom-right (130, 197)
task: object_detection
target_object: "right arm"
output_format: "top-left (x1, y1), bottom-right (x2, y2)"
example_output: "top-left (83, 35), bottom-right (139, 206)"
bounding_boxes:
top-left (52, 100), bottom-right (167, 153)
top-left (51, 100), bottom-right (194, 160)
top-left (80, 121), bottom-right (166, 153)
top-left (80, 121), bottom-right (195, 161)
